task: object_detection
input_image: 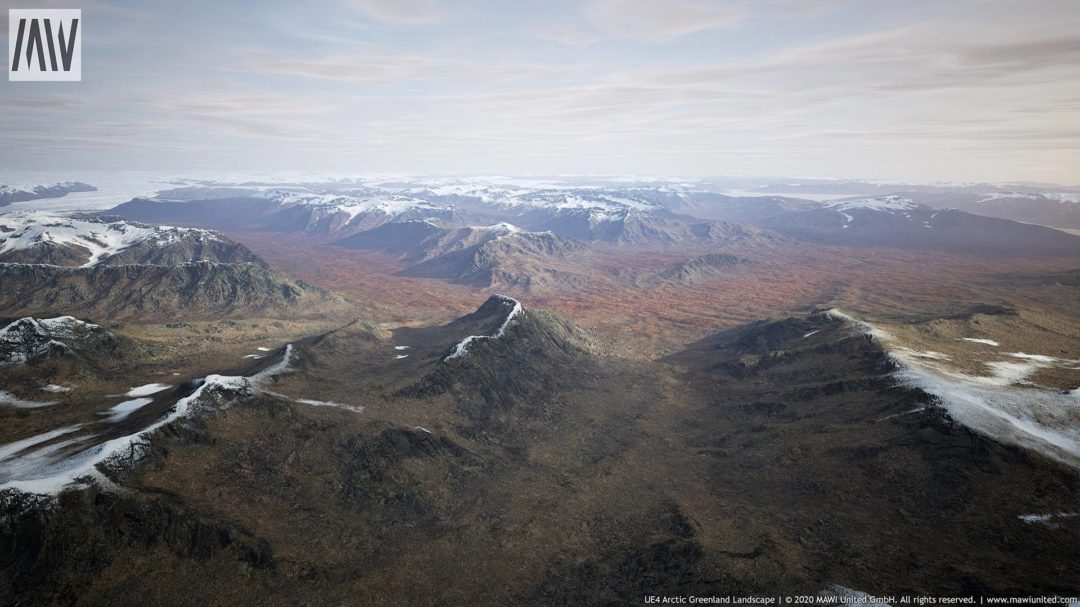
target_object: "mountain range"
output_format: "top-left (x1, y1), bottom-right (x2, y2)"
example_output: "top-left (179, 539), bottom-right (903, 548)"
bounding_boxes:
top-left (103, 181), bottom-right (1080, 257)
top-left (0, 175), bottom-right (1078, 602)
top-left (0, 182), bottom-right (96, 207)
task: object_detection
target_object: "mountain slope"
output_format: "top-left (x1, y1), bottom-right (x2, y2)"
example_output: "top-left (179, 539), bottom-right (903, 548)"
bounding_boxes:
top-left (0, 262), bottom-right (345, 321)
top-left (338, 222), bottom-right (587, 289)
top-left (2, 303), bottom-right (1078, 601)
top-left (0, 213), bottom-right (349, 321)
top-left (661, 253), bottom-right (751, 284)
top-left (393, 295), bottom-right (599, 431)
top-left (109, 185), bottom-right (786, 249)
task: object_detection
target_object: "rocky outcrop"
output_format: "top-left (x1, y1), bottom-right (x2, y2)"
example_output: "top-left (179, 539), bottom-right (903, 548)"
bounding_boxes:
top-left (0, 316), bottom-right (118, 367)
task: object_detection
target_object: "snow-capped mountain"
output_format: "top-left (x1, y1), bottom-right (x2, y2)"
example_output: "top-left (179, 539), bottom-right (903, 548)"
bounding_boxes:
top-left (97, 176), bottom-right (1080, 256)
top-left (824, 195), bottom-right (920, 214)
top-left (0, 182), bottom-right (96, 207)
top-left (0, 212), bottom-right (257, 267)
top-left (0, 212), bottom-right (348, 321)
top-left (107, 181), bottom-right (772, 246)
top-left (260, 190), bottom-right (464, 236)
top-left (110, 188), bottom-right (468, 237)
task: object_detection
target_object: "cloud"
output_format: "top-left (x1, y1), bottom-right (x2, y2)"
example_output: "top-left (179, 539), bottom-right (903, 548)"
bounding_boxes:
top-left (580, 0), bottom-right (849, 40)
top-left (533, 27), bottom-right (602, 47)
top-left (244, 52), bottom-right (580, 86)
top-left (587, 0), bottom-right (745, 39)
top-left (1, 0), bottom-right (1078, 183)
top-left (345, 0), bottom-right (443, 25)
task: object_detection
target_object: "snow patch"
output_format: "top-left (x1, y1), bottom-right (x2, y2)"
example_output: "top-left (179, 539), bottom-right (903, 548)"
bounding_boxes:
top-left (824, 195), bottom-right (918, 213)
top-left (1018, 512), bottom-right (1078, 528)
top-left (960, 338), bottom-right (999, 347)
top-left (101, 398), bottom-right (154, 422)
top-left (0, 375), bottom-right (251, 495)
top-left (0, 345), bottom-right (295, 496)
top-left (444, 296), bottom-right (524, 361)
top-left (124, 383), bottom-right (171, 397)
top-left (41, 384), bottom-right (72, 393)
top-left (0, 426), bottom-right (83, 462)
top-left (251, 344), bottom-right (294, 383)
top-left (0, 390), bottom-right (59, 408)
top-left (828, 310), bottom-right (1080, 469)
top-left (295, 398), bottom-right (364, 413)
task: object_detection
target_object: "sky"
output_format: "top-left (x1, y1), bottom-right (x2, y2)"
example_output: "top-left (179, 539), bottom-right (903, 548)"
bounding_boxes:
top-left (1, 0), bottom-right (1079, 184)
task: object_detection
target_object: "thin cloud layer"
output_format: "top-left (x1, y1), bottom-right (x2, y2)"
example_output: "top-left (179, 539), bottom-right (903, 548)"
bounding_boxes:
top-left (0, 0), bottom-right (1077, 183)
top-left (346, 0), bottom-right (443, 24)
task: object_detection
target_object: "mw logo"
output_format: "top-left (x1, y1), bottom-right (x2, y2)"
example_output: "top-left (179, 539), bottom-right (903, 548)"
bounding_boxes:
top-left (8, 9), bottom-right (81, 81)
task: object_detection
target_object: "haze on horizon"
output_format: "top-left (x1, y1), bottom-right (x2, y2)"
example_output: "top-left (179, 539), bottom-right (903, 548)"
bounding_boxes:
top-left (1, 0), bottom-right (1078, 185)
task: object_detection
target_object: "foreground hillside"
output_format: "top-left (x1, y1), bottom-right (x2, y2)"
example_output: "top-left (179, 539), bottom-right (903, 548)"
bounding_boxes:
top-left (1, 297), bottom-right (1077, 603)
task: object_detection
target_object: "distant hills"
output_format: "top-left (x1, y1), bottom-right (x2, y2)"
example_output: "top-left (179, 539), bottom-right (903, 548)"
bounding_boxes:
top-left (100, 178), bottom-right (1080, 256)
